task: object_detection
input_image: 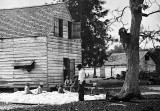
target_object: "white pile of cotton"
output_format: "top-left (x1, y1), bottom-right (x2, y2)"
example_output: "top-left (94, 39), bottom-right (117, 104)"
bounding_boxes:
top-left (0, 89), bottom-right (105, 105)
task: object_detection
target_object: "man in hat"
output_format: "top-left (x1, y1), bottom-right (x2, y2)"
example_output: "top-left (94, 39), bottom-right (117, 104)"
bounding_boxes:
top-left (76, 64), bottom-right (86, 101)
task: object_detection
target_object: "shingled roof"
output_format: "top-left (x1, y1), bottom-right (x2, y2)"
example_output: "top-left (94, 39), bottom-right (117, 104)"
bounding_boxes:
top-left (0, 3), bottom-right (72, 39)
top-left (105, 51), bottom-right (148, 66)
top-left (148, 48), bottom-right (160, 64)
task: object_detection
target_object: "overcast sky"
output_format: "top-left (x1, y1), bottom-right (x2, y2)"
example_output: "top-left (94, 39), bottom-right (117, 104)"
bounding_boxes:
top-left (0, 0), bottom-right (159, 49)
top-left (104, 0), bottom-right (160, 49)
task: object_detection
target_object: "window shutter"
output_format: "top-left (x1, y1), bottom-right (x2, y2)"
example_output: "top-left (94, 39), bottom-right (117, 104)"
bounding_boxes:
top-left (54, 17), bottom-right (59, 37)
top-left (59, 19), bottom-right (63, 38)
top-left (72, 22), bottom-right (81, 39)
top-left (68, 22), bottom-right (72, 39)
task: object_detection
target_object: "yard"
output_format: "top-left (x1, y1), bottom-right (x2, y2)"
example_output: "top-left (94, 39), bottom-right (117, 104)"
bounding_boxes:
top-left (0, 80), bottom-right (160, 111)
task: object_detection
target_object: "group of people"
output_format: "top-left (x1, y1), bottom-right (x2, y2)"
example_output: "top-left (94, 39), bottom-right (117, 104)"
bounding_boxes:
top-left (63, 75), bottom-right (78, 92)
top-left (24, 83), bottom-right (43, 94)
top-left (56, 64), bottom-right (87, 101)
top-left (24, 64), bottom-right (86, 101)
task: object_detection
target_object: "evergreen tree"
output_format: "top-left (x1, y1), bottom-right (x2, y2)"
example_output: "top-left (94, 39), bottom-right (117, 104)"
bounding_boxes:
top-left (66, 0), bottom-right (109, 68)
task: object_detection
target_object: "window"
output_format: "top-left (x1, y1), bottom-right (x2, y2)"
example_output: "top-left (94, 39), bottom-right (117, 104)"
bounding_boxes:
top-left (54, 17), bottom-right (59, 37)
top-left (59, 19), bottom-right (63, 37)
top-left (72, 22), bottom-right (81, 39)
top-left (54, 18), bottom-right (63, 37)
top-left (145, 55), bottom-right (149, 61)
top-left (68, 22), bottom-right (72, 39)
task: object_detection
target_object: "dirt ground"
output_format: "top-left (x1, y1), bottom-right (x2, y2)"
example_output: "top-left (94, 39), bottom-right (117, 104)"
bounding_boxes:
top-left (2, 94), bottom-right (160, 111)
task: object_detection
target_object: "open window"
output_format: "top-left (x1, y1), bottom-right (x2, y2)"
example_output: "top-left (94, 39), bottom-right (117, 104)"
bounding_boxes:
top-left (14, 60), bottom-right (35, 72)
top-left (54, 17), bottom-right (59, 37)
top-left (72, 22), bottom-right (81, 39)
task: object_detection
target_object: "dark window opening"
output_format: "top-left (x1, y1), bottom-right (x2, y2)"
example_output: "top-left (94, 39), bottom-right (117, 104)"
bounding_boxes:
top-left (68, 22), bottom-right (72, 39)
top-left (145, 55), bottom-right (149, 61)
top-left (59, 19), bottom-right (63, 38)
top-left (14, 60), bottom-right (35, 72)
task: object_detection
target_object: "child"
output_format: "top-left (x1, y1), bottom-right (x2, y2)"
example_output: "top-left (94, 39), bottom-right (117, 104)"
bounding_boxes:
top-left (90, 82), bottom-right (98, 95)
top-left (37, 84), bottom-right (43, 94)
top-left (64, 76), bottom-right (72, 87)
top-left (70, 75), bottom-right (78, 92)
top-left (24, 83), bottom-right (32, 94)
top-left (58, 84), bottom-right (65, 93)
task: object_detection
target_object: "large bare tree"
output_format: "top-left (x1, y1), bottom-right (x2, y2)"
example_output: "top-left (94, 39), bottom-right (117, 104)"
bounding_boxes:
top-left (110, 0), bottom-right (160, 101)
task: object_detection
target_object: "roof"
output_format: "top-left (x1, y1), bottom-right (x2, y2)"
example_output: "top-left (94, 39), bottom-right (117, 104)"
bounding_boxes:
top-left (148, 48), bottom-right (160, 64)
top-left (0, 3), bottom-right (72, 39)
top-left (105, 51), bottom-right (148, 66)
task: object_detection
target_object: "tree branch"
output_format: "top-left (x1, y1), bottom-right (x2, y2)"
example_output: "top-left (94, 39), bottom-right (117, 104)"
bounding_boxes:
top-left (142, 10), bottom-right (160, 17)
top-left (107, 6), bottom-right (130, 27)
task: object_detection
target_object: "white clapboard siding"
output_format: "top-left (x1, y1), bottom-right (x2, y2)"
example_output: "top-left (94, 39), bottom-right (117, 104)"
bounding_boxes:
top-left (0, 37), bottom-right (47, 88)
top-left (0, 3), bottom-right (76, 88)
top-left (47, 29), bottom-right (82, 87)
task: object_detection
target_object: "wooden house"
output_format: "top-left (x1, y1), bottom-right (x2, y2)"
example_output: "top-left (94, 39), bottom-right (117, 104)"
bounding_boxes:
top-left (0, 3), bottom-right (81, 89)
top-left (103, 51), bottom-right (157, 78)
top-left (148, 48), bottom-right (160, 74)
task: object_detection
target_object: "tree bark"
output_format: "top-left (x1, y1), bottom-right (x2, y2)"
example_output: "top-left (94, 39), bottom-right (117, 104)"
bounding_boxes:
top-left (93, 67), bottom-right (96, 77)
top-left (112, 0), bottom-right (145, 101)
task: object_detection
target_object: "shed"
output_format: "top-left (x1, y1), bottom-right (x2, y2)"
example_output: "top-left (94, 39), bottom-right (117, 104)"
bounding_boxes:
top-left (103, 51), bottom-right (157, 78)
top-left (0, 3), bottom-right (81, 89)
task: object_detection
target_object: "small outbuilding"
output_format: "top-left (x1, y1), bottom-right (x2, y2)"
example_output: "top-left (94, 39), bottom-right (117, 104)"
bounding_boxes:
top-left (103, 51), bottom-right (157, 78)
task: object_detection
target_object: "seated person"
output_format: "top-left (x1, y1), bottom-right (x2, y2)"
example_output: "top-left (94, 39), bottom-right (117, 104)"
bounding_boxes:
top-left (64, 76), bottom-right (72, 90)
top-left (37, 84), bottom-right (43, 94)
top-left (70, 75), bottom-right (78, 92)
top-left (64, 76), bottom-right (72, 87)
top-left (58, 84), bottom-right (65, 93)
top-left (24, 83), bottom-right (32, 94)
top-left (90, 82), bottom-right (98, 95)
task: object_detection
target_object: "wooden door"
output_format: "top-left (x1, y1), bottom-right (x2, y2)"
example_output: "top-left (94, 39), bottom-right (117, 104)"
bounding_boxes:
top-left (63, 58), bottom-right (70, 81)
top-left (70, 59), bottom-right (75, 80)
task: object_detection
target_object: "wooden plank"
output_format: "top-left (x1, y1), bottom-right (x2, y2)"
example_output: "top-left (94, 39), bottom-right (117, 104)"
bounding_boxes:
top-left (13, 74), bottom-right (47, 78)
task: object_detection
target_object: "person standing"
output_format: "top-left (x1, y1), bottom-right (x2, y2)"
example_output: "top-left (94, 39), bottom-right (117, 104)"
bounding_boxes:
top-left (76, 64), bottom-right (86, 101)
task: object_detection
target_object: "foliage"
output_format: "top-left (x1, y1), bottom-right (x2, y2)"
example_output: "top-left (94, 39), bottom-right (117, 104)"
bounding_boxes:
top-left (109, 45), bottom-right (124, 54)
top-left (66, 0), bottom-right (110, 67)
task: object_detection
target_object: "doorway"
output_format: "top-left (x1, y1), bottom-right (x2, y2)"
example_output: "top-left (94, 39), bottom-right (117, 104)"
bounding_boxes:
top-left (63, 58), bottom-right (75, 81)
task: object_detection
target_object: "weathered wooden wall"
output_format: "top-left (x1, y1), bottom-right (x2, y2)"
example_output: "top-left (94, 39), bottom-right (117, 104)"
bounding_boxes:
top-left (0, 3), bottom-right (82, 88)
top-left (47, 36), bottom-right (82, 87)
top-left (0, 37), bottom-right (47, 88)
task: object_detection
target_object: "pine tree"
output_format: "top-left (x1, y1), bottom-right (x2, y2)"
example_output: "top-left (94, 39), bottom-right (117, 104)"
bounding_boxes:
top-left (67, 0), bottom-right (109, 70)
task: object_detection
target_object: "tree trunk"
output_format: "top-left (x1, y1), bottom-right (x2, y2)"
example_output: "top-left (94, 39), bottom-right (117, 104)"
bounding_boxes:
top-left (112, 0), bottom-right (144, 101)
top-left (93, 67), bottom-right (96, 77)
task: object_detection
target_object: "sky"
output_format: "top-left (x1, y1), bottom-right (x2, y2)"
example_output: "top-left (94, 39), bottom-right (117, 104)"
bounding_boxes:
top-left (0, 0), bottom-right (159, 49)
top-left (104, 0), bottom-right (160, 49)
